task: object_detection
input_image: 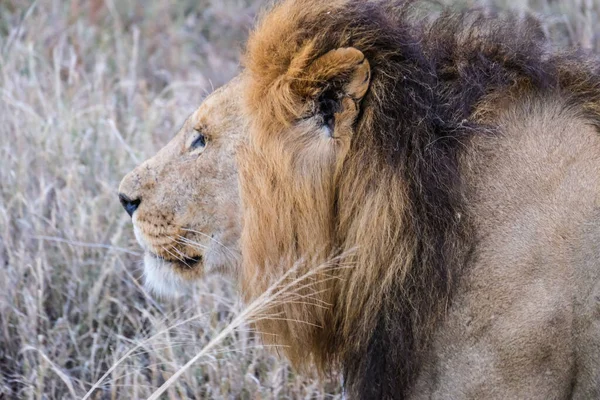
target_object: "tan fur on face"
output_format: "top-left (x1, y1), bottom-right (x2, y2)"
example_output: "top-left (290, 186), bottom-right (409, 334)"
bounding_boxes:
top-left (119, 79), bottom-right (244, 295)
top-left (115, 0), bottom-right (600, 396)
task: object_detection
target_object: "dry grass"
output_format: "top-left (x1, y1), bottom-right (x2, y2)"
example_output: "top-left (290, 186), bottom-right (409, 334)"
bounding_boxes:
top-left (1, 0), bottom-right (599, 398)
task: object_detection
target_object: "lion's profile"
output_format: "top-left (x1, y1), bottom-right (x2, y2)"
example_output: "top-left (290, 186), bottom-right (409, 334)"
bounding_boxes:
top-left (119, 0), bottom-right (600, 398)
top-left (237, 0), bottom-right (600, 398)
top-left (118, 79), bottom-right (244, 295)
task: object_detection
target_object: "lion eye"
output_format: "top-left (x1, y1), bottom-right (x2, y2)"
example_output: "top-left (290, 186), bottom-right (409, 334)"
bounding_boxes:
top-left (191, 133), bottom-right (206, 149)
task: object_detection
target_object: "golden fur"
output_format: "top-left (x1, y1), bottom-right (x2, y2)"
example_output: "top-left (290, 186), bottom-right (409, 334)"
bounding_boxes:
top-left (118, 80), bottom-right (244, 295)
top-left (237, 0), bottom-right (600, 398)
top-left (118, 0), bottom-right (600, 397)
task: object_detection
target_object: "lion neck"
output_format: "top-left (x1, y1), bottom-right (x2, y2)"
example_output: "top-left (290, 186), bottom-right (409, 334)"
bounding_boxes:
top-left (237, 0), bottom-right (600, 397)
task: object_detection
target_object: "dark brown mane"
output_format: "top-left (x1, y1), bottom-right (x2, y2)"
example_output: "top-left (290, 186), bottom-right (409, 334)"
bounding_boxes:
top-left (241, 1), bottom-right (600, 398)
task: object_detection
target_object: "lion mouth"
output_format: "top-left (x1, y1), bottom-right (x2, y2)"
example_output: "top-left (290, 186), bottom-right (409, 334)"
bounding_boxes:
top-left (150, 252), bottom-right (202, 269)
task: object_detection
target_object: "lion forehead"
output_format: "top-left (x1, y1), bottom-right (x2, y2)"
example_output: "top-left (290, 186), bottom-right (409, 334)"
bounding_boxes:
top-left (191, 86), bottom-right (244, 136)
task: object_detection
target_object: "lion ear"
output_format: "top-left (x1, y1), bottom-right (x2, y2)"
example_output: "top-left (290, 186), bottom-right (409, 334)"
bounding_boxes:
top-left (290, 47), bottom-right (371, 136)
top-left (301, 47), bottom-right (370, 100)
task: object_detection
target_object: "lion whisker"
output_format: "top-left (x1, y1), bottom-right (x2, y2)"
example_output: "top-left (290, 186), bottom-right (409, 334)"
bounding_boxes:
top-left (168, 245), bottom-right (196, 266)
top-left (160, 245), bottom-right (193, 269)
top-left (176, 234), bottom-right (241, 265)
top-left (171, 235), bottom-right (210, 251)
top-left (180, 228), bottom-right (238, 258)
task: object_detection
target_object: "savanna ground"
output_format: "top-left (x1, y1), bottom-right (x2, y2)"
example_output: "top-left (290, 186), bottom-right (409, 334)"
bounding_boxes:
top-left (1, 0), bottom-right (599, 399)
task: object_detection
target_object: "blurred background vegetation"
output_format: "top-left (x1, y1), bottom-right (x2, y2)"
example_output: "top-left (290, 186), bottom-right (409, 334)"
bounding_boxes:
top-left (1, 0), bottom-right (599, 398)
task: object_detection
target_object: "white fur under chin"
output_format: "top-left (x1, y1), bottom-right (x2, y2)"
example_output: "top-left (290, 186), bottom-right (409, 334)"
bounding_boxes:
top-left (143, 253), bottom-right (190, 298)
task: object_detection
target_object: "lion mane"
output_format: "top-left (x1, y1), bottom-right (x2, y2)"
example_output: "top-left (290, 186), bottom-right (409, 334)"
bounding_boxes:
top-left (238, 0), bottom-right (600, 397)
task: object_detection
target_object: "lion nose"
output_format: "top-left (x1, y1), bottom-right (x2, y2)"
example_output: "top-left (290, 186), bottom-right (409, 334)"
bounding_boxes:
top-left (118, 193), bottom-right (141, 217)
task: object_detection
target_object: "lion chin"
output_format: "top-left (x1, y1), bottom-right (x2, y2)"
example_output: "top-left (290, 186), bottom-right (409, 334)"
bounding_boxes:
top-left (141, 253), bottom-right (191, 298)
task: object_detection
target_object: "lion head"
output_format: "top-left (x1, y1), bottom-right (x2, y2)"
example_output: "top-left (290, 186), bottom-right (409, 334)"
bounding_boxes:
top-left (117, 0), bottom-right (600, 397)
top-left (118, 79), bottom-right (244, 296)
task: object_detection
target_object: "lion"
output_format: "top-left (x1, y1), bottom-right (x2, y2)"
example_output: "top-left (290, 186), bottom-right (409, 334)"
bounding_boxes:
top-left (236, 0), bottom-right (600, 398)
top-left (118, 78), bottom-right (244, 296)
top-left (118, 0), bottom-right (600, 398)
